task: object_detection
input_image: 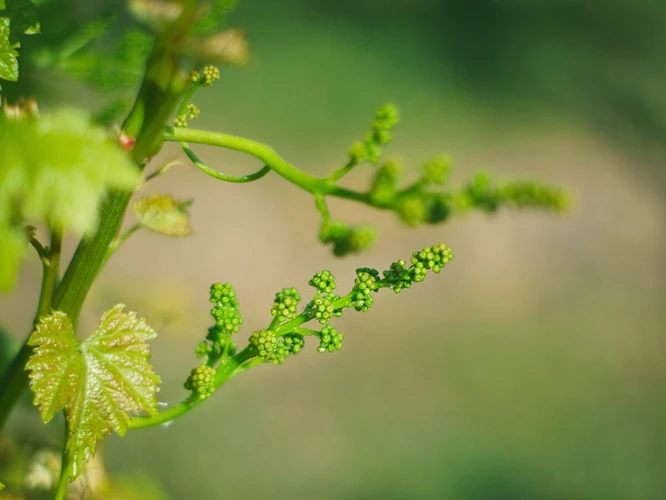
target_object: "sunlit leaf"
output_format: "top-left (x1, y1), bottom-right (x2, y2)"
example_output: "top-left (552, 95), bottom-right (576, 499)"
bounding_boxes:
top-left (133, 194), bottom-right (193, 237)
top-left (0, 0), bottom-right (39, 84)
top-left (0, 17), bottom-right (18, 82)
top-left (26, 305), bottom-right (161, 479)
top-left (0, 108), bottom-right (141, 291)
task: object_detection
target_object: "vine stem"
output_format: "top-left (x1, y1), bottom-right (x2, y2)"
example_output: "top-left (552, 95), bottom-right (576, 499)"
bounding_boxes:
top-left (128, 347), bottom-right (256, 430)
top-left (163, 127), bottom-right (399, 210)
top-left (180, 141), bottom-right (272, 183)
top-left (327, 158), bottom-right (359, 183)
top-left (105, 223), bottom-right (142, 262)
top-left (54, 418), bottom-right (70, 500)
top-left (0, 228), bottom-right (62, 432)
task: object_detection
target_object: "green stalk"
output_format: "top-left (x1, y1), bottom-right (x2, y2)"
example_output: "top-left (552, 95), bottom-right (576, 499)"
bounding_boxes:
top-left (54, 418), bottom-right (70, 500)
top-left (128, 347), bottom-right (256, 429)
top-left (105, 223), bottom-right (142, 263)
top-left (181, 141), bottom-right (272, 183)
top-left (0, 229), bottom-right (61, 432)
top-left (327, 158), bottom-right (359, 183)
top-left (163, 127), bottom-right (398, 210)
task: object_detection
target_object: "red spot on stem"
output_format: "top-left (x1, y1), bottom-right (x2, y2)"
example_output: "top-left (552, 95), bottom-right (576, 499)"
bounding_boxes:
top-left (119, 132), bottom-right (136, 151)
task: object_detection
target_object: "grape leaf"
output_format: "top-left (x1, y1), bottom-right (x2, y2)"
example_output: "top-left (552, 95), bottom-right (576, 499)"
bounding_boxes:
top-left (134, 194), bottom-right (193, 237)
top-left (0, 0), bottom-right (39, 84)
top-left (0, 108), bottom-right (141, 291)
top-left (0, 17), bottom-right (18, 82)
top-left (26, 305), bottom-right (161, 480)
top-left (2, 0), bottom-right (39, 35)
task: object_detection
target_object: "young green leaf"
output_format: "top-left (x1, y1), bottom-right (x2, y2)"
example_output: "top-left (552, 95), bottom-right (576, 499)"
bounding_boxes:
top-left (26, 305), bottom-right (161, 480)
top-left (0, 17), bottom-right (17, 82)
top-left (0, 108), bottom-right (141, 291)
top-left (0, 0), bottom-right (39, 84)
top-left (133, 194), bottom-right (193, 237)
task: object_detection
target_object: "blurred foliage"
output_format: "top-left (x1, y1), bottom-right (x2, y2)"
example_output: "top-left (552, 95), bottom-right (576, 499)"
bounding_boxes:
top-left (0, 107), bottom-right (140, 291)
top-left (0, 327), bottom-right (17, 378)
top-left (296, 0), bottom-right (666, 159)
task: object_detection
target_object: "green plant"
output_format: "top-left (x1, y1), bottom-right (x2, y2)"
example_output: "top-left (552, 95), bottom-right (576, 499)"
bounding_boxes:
top-left (0, 0), bottom-right (567, 497)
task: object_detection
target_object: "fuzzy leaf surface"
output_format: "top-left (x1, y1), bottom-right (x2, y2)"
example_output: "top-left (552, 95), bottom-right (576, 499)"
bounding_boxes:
top-left (26, 305), bottom-right (161, 479)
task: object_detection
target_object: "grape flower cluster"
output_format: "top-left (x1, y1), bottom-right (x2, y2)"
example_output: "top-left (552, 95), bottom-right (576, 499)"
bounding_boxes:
top-left (186, 243), bottom-right (452, 399)
top-left (184, 282), bottom-right (242, 397)
top-left (312, 103), bottom-right (565, 258)
top-left (185, 364), bottom-right (217, 400)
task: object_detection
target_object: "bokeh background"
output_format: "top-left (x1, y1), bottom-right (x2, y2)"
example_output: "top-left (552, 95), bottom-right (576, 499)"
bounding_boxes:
top-left (2, 0), bottom-right (666, 498)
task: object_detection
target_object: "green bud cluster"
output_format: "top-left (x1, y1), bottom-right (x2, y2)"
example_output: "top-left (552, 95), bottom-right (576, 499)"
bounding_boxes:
top-left (421, 155), bottom-right (451, 185)
top-left (496, 182), bottom-right (568, 212)
top-left (210, 282), bottom-right (243, 335)
top-left (191, 283), bottom-right (242, 371)
top-left (192, 242), bottom-right (453, 379)
top-left (409, 242), bottom-right (452, 281)
top-left (249, 329), bottom-right (277, 359)
top-left (371, 103), bottom-right (400, 144)
top-left (250, 329), bottom-right (303, 365)
top-left (173, 103), bottom-right (201, 129)
top-left (185, 364), bottom-right (217, 400)
top-left (205, 324), bottom-right (237, 348)
top-left (348, 142), bottom-right (367, 163)
top-left (422, 193), bottom-right (452, 224)
top-left (271, 287), bottom-right (301, 323)
top-left (461, 173), bottom-right (568, 214)
top-left (351, 267), bottom-right (380, 312)
top-left (308, 295), bottom-right (343, 324)
top-left (461, 172), bottom-right (497, 212)
top-left (185, 104), bottom-right (200, 120)
top-left (382, 260), bottom-right (412, 293)
top-left (201, 65), bottom-right (221, 87)
top-left (383, 243), bottom-right (453, 292)
top-left (398, 196), bottom-right (429, 227)
top-left (319, 220), bottom-right (378, 257)
top-left (369, 159), bottom-right (402, 205)
top-left (282, 333), bottom-right (305, 355)
top-left (309, 270), bottom-right (337, 294)
top-left (346, 103), bottom-right (400, 166)
top-left (195, 341), bottom-right (213, 359)
top-left (317, 325), bottom-right (343, 353)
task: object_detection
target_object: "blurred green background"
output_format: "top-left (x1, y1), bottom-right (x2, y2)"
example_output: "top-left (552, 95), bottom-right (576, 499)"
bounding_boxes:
top-left (2, 0), bottom-right (666, 498)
